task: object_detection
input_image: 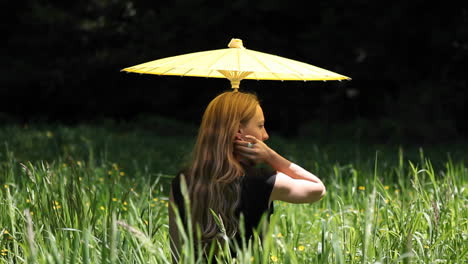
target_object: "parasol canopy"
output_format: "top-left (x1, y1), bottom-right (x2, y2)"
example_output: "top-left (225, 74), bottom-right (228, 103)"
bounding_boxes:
top-left (122, 38), bottom-right (351, 91)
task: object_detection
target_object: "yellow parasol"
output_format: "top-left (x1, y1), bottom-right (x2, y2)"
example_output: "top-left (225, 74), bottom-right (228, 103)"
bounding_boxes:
top-left (122, 38), bottom-right (351, 91)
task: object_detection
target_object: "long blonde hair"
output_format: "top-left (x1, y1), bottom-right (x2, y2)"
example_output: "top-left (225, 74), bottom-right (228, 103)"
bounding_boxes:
top-left (186, 91), bottom-right (259, 242)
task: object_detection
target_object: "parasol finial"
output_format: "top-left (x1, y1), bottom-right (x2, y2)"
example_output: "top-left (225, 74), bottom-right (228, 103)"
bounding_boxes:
top-left (228, 38), bottom-right (245, 49)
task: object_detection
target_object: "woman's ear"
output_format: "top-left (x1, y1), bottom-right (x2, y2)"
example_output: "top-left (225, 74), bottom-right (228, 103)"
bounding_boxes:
top-left (238, 124), bottom-right (244, 134)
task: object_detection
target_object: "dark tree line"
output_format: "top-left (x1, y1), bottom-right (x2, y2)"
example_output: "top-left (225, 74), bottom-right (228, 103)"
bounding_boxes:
top-left (2, 0), bottom-right (467, 143)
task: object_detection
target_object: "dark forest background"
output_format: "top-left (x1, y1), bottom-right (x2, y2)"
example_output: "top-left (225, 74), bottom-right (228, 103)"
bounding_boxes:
top-left (2, 0), bottom-right (467, 144)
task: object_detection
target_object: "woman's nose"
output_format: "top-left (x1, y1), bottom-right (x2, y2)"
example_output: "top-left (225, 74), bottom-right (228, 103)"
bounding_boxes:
top-left (263, 130), bottom-right (269, 141)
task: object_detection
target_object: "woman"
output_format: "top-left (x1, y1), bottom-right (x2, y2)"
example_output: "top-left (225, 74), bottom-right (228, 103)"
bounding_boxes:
top-left (169, 91), bottom-right (325, 260)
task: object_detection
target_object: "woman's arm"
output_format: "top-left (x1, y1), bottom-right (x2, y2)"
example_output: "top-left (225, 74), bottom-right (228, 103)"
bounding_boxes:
top-left (234, 136), bottom-right (326, 203)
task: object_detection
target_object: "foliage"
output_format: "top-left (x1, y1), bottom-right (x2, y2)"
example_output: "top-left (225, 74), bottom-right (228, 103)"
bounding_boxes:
top-left (0, 123), bottom-right (467, 263)
top-left (2, 0), bottom-right (467, 139)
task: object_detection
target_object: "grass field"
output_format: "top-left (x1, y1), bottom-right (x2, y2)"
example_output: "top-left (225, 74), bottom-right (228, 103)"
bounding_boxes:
top-left (0, 120), bottom-right (466, 263)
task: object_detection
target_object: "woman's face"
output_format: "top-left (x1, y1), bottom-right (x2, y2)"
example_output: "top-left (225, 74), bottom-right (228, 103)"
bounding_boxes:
top-left (240, 105), bottom-right (269, 141)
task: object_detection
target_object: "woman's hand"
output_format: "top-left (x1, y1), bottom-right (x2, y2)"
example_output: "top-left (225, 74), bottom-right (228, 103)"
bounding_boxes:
top-left (233, 135), bottom-right (273, 164)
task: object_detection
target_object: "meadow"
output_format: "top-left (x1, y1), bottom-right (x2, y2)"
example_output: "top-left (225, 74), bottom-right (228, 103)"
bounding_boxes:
top-left (0, 119), bottom-right (466, 263)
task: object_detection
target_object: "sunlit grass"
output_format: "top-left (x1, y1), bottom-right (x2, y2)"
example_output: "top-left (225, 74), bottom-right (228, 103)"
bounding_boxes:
top-left (0, 122), bottom-right (466, 263)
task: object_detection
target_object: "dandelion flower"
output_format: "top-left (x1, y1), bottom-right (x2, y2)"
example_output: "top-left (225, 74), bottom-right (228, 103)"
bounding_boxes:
top-left (250, 256), bottom-right (255, 262)
top-left (276, 233), bottom-right (283, 238)
top-left (384, 185), bottom-right (390, 190)
top-left (26, 199), bottom-right (31, 203)
top-left (108, 170), bottom-right (113, 175)
top-left (119, 172), bottom-right (125, 176)
top-left (122, 201), bottom-right (128, 206)
top-left (112, 198), bottom-right (118, 202)
top-left (4, 184), bottom-right (8, 189)
top-left (358, 186), bottom-right (366, 191)
top-left (100, 206), bottom-right (105, 211)
top-left (298, 245), bottom-right (305, 251)
top-left (153, 198), bottom-right (159, 202)
top-left (270, 255), bottom-right (278, 262)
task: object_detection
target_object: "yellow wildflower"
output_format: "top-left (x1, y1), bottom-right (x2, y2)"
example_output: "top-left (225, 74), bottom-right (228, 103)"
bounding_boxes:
top-left (250, 256), bottom-right (254, 262)
top-left (53, 201), bottom-right (61, 209)
top-left (384, 185), bottom-right (390, 190)
top-left (153, 198), bottom-right (159, 202)
top-left (100, 206), bottom-right (105, 211)
top-left (298, 245), bottom-right (305, 251)
top-left (122, 201), bottom-right (128, 206)
top-left (76, 161), bottom-right (82, 166)
top-left (4, 184), bottom-right (8, 189)
top-left (26, 199), bottom-right (31, 203)
top-left (46, 131), bottom-right (54, 138)
top-left (271, 255), bottom-right (278, 262)
top-left (276, 233), bottom-right (283, 238)
top-left (358, 186), bottom-right (365, 191)
top-left (112, 198), bottom-right (118, 202)
top-left (119, 172), bottom-right (125, 176)
top-left (108, 170), bottom-right (113, 175)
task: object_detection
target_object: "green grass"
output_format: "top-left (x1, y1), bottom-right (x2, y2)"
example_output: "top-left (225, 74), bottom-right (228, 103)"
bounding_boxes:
top-left (0, 121), bottom-right (467, 263)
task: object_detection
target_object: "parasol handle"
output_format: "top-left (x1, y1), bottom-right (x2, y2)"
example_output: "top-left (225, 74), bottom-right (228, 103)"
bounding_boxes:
top-left (230, 79), bottom-right (241, 92)
top-left (218, 70), bottom-right (253, 91)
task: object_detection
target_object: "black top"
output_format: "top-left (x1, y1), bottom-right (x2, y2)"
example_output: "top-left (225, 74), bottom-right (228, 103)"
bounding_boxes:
top-left (171, 164), bottom-right (277, 241)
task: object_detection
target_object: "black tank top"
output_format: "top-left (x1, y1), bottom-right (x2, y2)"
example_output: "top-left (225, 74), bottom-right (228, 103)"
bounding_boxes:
top-left (170, 164), bottom-right (277, 241)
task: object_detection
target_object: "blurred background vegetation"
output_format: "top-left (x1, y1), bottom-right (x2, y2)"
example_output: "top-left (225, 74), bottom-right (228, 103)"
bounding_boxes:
top-left (1, 0), bottom-right (467, 145)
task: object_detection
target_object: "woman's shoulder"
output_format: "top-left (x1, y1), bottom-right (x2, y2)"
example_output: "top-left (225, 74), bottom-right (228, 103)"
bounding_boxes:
top-left (242, 164), bottom-right (276, 187)
top-left (243, 163), bottom-right (275, 177)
